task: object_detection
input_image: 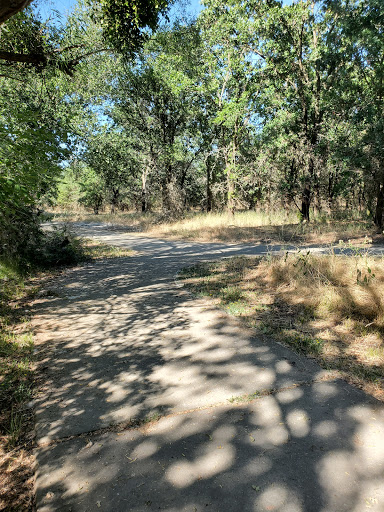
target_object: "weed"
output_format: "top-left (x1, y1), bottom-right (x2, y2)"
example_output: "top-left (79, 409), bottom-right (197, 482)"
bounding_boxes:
top-left (225, 302), bottom-right (249, 316)
top-left (143, 412), bottom-right (162, 424)
top-left (221, 286), bottom-right (244, 303)
top-left (281, 333), bottom-right (324, 355)
top-left (6, 408), bottom-right (23, 447)
top-left (228, 391), bottom-right (261, 403)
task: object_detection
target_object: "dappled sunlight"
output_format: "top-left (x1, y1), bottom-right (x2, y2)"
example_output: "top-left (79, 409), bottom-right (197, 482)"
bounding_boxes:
top-left (33, 225), bottom-right (384, 511)
top-left (183, 251), bottom-right (384, 400)
top-left (36, 380), bottom-right (384, 511)
top-left (286, 409), bottom-right (310, 438)
top-left (33, 249), bottom-right (318, 443)
top-left (256, 485), bottom-right (302, 512)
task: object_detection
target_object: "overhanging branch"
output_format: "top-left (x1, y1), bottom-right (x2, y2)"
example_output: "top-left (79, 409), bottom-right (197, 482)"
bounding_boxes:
top-left (0, 47), bottom-right (112, 76)
top-left (0, 0), bottom-right (34, 25)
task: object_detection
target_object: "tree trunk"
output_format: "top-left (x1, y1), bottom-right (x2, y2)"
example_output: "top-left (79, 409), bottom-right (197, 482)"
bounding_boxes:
top-left (301, 184), bottom-right (311, 222)
top-left (206, 155), bottom-right (213, 212)
top-left (141, 167), bottom-right (149, 212)
top-left (111, 188), bottom-right (120, 214)
top-left (226, 138), bottom-right (237, 214)
top-left (374, 181), bottom-right (384, 228)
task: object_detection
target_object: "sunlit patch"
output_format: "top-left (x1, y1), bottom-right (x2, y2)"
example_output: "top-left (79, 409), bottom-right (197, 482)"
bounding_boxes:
top-left (251, 396), bottom-right (282, 427)
top-left (257, 353), bottom-right (275, 363)
top-left (286, 410), bottom-right (310, 438)
top-left (256, 484), bottom-right (302, 511)
top-left (354, 421), bottom-right (384, 468)
top-left (317, 451), bottom-right (356, 496)
top-left (313, 420), bottom-right (338, 438)
top-left (130, 440), bottom-right (158, 459)
top-left (193, 347), bottom-right (236, 363)
top-left (266, 424), bottom-right (290, 446)
top-left (276, 387), bottom-right (303, 404)
top-left (275, 360), bottom-right (292, 374)
top-left (166, 444), bottom-right (235, 488)
top-left (313, 381), bottom-right (339, 401)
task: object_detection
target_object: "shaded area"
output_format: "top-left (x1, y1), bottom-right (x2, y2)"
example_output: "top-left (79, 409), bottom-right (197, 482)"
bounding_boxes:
top-left (33, 255), bottom-right (319, 444)
top-left (36, 380), bottom-right (384, 512)
top-left (34, 224), bottom-right (384, 511)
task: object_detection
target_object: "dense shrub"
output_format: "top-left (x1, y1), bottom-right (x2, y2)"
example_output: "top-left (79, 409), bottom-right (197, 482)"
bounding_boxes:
top-left (0, 206), bottom-right (86, 270)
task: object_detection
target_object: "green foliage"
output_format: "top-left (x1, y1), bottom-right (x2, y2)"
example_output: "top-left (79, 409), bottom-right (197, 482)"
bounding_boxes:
top-left (78, 167), bottom-right (106, 214)
top-left (94, 0), bottom-right (172, 55)
top-left (3, 0), bottom-right (384, 235)
top-left (108, 21), bottom-right (206, 212)
top-left (56, 169), bottom-right (82, 210)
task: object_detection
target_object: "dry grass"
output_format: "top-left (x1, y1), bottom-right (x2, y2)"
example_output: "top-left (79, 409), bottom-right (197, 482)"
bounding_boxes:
top-left (82, 239), bottom-right (135, 259)
top-left (0, 439), bottom-right (35, 511)
top-left (0, 264), bottom-right (36, 512)
top-left (180, 250), bottom-right (384, 401)
top-left (51, 209), bottom-right (382, 246)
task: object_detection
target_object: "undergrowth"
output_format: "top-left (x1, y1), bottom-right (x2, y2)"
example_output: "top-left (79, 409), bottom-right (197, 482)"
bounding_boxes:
top-left (0, 261), bottom-right (35, 511)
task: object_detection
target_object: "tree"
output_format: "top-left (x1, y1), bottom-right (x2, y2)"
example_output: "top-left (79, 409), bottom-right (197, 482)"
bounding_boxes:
top-left (84, 130), bottom-right (138, 212)
top-left (199, 0), bottom-right (263, 212)
top-left (95, 0), bottom-right (173, 55)
top-left (331, 0), bottom-right (384, 227)
top-left (0, 5), bottom-right (110, 76)
top-left (112, 22), bottom-right (205, 213)
top-left (0, 0), bottom-right (174, 71)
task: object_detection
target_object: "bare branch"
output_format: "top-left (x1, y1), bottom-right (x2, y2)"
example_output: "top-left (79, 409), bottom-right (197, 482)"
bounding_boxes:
top-left (0, 47), bottom-right (111, 76)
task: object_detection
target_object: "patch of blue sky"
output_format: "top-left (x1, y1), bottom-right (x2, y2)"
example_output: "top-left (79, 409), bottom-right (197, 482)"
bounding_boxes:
top-left (35, 0), bottom-right (203, 23)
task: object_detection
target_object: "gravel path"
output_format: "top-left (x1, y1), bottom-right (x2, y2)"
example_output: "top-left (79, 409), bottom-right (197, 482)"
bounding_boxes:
top-left (34, 224), bottom-right (384, 512)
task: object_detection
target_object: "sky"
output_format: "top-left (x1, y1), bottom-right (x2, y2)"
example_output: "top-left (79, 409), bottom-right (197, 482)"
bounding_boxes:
top-left (36, 0), bottom-right (203, 23)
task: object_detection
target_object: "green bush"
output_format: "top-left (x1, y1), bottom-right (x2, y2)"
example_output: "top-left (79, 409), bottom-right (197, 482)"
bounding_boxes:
top-left (0, 206), bottom-right (86, 270)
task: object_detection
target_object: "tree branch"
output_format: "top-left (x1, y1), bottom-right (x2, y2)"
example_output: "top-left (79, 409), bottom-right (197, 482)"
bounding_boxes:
top-left (0, 50), bottom-right (46, 65)
top-left (0, 0), bottom-right (33, 25)
top-left (0, 47), bottom-right (111, 75)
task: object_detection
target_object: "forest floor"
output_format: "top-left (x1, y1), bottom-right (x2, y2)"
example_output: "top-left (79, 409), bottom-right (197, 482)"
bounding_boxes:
top-left (30, 223), bottom-right (384, 512)
top-left (51, 209), bottom-right (384, 246)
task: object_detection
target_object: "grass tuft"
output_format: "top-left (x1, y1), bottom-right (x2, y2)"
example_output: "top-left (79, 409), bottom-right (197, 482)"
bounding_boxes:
top-left (228, 391), bottom-right (261, 404)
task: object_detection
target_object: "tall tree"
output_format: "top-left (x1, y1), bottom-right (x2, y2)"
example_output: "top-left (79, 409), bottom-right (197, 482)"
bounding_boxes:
top-left (112, 22), bottom-right (204, 212)
top-left (199, 0), bottom-right (261, 212)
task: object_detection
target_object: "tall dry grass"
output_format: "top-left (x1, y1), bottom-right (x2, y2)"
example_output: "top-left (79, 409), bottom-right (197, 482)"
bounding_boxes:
top-left (51, 209), bottom-right (378, 245)
top-left (262, 251), bottom-right (384, 326)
